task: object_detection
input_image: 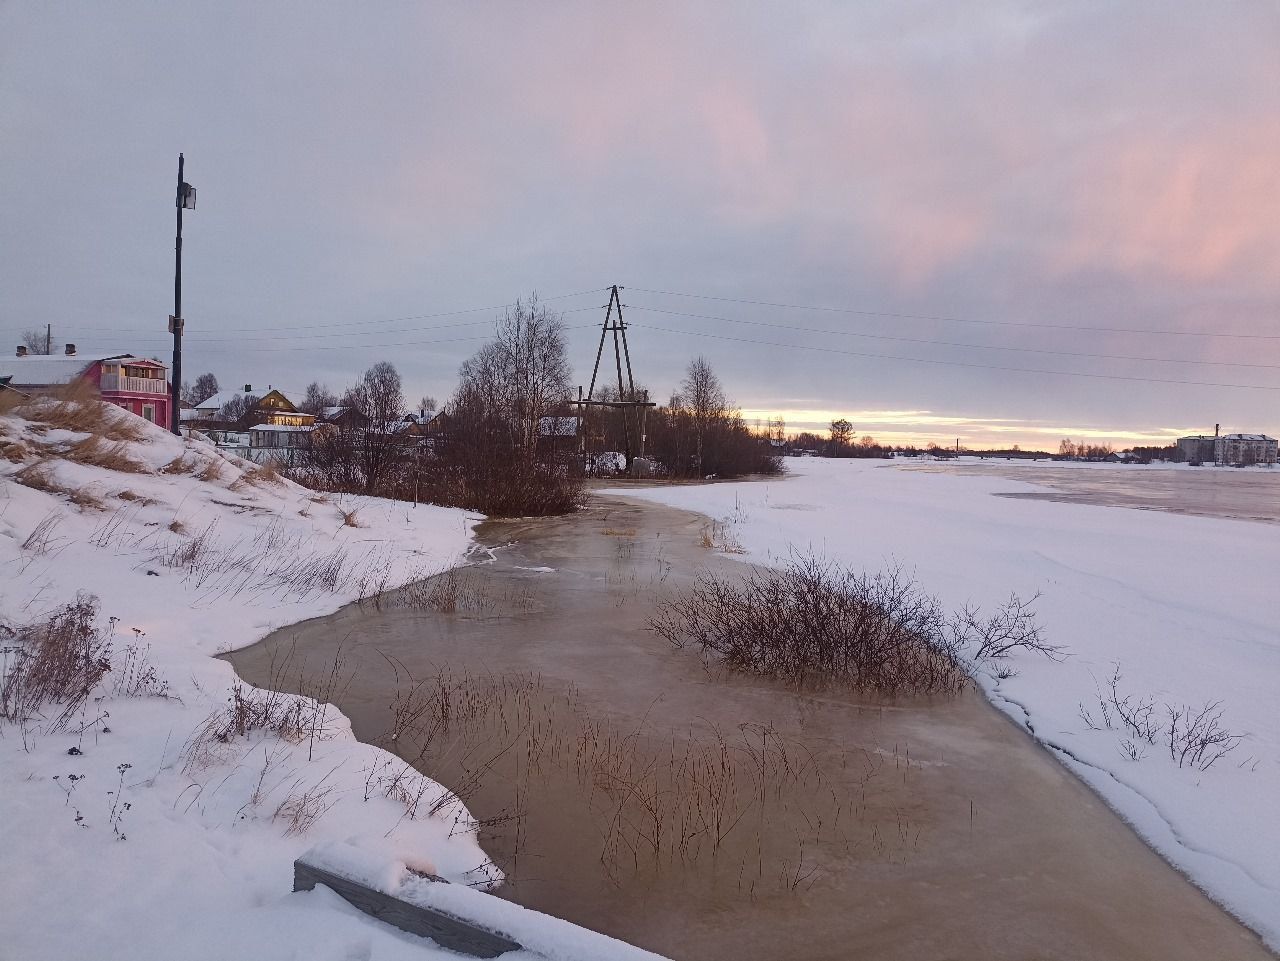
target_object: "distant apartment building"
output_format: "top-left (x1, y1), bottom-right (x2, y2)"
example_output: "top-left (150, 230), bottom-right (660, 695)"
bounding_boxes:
top-left (1215, 433), bottom-right (1277, 466)
top-left (1176, 435), bottom-right (1217, 463)
top-left (1178, 431), bottom-right (1277, 465)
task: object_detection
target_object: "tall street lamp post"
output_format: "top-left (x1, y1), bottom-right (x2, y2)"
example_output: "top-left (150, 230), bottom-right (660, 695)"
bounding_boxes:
top-left (170, 153), bottom-right (197, 434)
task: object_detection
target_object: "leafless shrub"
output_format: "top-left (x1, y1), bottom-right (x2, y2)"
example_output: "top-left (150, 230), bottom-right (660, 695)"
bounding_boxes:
top-left (950, 593), bottom-right (1059, 660)
top-left (1164, 702), bottom-right (1244, 771)
top-left (1, 594), bottom-right (112, 732)
top-left (1079, 667), bottom-right (1244, 771)
top-left (652, 555), bottom-right (968, 694)
top-left (63, 435), bottom-right (148, 474)
top-left (338, 505), bottom-right (361, 528)
top-left (654, 553), bottom-right (1056, 694)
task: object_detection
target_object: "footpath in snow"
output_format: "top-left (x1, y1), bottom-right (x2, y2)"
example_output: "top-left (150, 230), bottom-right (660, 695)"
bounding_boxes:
top-left (0, 398), bottom-right (662, 961)
top-left (610, 457), bottom-right (1280, 950)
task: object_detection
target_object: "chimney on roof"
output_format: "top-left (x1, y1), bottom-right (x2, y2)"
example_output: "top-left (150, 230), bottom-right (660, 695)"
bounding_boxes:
top-left (15, 345), bottom-right (27, 357)
top-left (64, 343), bottom-right (76, 357)
top-left (1215, 423), bottom-right (1220, 437)
top-left (244, 384), bottom-right (252, 393)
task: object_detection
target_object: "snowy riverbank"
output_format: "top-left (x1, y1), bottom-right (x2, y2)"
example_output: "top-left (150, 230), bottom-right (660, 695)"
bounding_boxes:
top-left (610, 458), bottom-right (1280, 949)
top-left (0, 401), bottom-right (513, 960)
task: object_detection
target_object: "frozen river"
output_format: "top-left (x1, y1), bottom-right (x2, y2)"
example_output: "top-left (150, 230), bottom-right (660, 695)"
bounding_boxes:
top-left (907, 461), bottom-right (1280, 523)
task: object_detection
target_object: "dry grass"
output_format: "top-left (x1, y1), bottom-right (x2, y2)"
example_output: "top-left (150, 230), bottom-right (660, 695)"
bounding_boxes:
top-left (601, 527), bottom-right (638, 537)
top-left (0, 436), bottom-right (32, 463)
top-left (15, 381), bottom-right (148, 442)
top-left (195, 457), bottom-right (226, 483)
top-left (14, 460), bottom-right (106, 510)
top-left (1, 594), bottom-right (112, 732)
top-left (370, 668), bottom-right (906, 889)
top-left (242, 461), bottom-right (284, 486)
top-left (64, 435), bottom-right (149, 474)
top-left (339, 506), bottom-right (361, 528)
top-left (162, 453), bottom-right (194, 474)
top-left (168, 518), bottom-right (186, 534)
top-left (698, 520), bottom-right (746, 554)
top-left (0, 387), bottom-right (24, 417)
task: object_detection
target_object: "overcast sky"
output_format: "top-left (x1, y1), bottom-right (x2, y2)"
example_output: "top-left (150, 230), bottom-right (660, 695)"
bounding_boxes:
top-left (3, 2), bottom-right (1278, 447)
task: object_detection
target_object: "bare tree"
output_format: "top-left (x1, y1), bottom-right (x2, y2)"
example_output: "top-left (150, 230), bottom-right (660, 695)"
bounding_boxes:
top-left (299, 381), bottom-right (338, 415)
top-left (456, 296), bottom-right (571, 455)
top-left (829, 418), bottom-right (853, 455)
top-left (346, 361), bottom-right (406, 494)
top-left (19, 329), bottom-right (58, 355)
top-left (183, 372), bottom-right (219, 406)
top-left (681, 356), bottom-right (726, 469)
top-left (218, 393), bottom-right (259, 423)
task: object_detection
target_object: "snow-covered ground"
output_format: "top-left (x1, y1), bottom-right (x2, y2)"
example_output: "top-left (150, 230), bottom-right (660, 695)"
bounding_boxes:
top-left (0, 400), bottom-right (661, 961)
top-left (610, 458), bottom-right (1280, 949)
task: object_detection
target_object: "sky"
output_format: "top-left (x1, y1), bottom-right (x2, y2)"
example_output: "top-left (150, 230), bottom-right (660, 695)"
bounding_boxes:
top-left (2, 2), bottom-right (1278, 449)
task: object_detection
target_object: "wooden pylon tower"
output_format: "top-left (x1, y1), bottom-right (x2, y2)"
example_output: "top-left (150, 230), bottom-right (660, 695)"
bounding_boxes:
top-left (572, 285), bottom-right (655, 473)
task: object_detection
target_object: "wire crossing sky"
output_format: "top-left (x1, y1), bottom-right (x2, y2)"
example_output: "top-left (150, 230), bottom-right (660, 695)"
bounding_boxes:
top-left (2, 3), bottom-right (1278, 447)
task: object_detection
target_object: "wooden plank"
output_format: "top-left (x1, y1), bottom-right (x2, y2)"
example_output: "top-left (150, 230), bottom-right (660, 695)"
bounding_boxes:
top-left (293, 859), bottom-right (523, 958)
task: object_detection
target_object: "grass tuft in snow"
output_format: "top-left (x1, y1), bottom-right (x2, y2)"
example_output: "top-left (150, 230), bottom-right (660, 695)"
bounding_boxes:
top-left (1, 594), bottom-right (112, 734)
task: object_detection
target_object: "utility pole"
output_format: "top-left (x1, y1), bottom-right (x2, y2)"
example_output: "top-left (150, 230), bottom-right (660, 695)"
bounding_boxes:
top-left (573, 285), bottom-right (655, 474)
top-left (45, 324), bottom-right (51, 355)
top-left (170, 154), bottom-right (196, 434)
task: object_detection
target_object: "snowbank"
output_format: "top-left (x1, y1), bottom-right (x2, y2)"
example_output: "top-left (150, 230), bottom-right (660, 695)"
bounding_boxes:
top-left (609, 458), bottom-right (1280, 949)
top-left (0, 401), bottom-right (621, 960)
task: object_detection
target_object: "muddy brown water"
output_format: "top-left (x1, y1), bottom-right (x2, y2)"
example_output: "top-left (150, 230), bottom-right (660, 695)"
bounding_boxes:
top-left (228, 496), bottom-right (1274, 960)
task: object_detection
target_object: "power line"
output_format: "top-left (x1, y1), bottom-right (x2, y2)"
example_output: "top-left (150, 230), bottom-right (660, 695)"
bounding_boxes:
top-left (627, 321), bottom-right (1280, 392)
top-left (50, 322), bottom-right (603, 356)
top-left (627, 305), bottom-right (1280, 371)
top-left (3, 286), bottom-right (607, 340)
top-left (627, 285), bottom-right (1280, 341)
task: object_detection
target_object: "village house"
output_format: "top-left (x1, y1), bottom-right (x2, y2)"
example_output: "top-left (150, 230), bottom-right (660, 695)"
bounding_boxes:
top-left (180, 387), bottom-right (316, 466)
top-left (317, 405), bottom-right (369, 432)
top-left (2, 345), bottom-right (171, 426)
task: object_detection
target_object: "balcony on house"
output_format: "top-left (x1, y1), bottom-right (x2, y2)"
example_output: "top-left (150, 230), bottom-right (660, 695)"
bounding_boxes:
top-left (100, 363), bottom-right (167, 394)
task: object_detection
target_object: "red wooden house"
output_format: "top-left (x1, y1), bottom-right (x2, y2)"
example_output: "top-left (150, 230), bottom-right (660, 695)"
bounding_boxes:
top-left (3, 345), bottom-right (171, 426)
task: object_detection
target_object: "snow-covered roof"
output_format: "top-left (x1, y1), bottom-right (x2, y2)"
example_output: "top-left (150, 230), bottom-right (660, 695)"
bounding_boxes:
top-left (538, 416), bottom-right (580, 437)
top-left (0, 353), bottom-right (138, 387)
top-left (321, 406), bottom-right (350, 420)
top-left (1220, 433), bottom-right (1276, 442)
top-left (194, 390), bottom-right (240, 411)
top-left (248, 423), bottom-right (314, 433)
